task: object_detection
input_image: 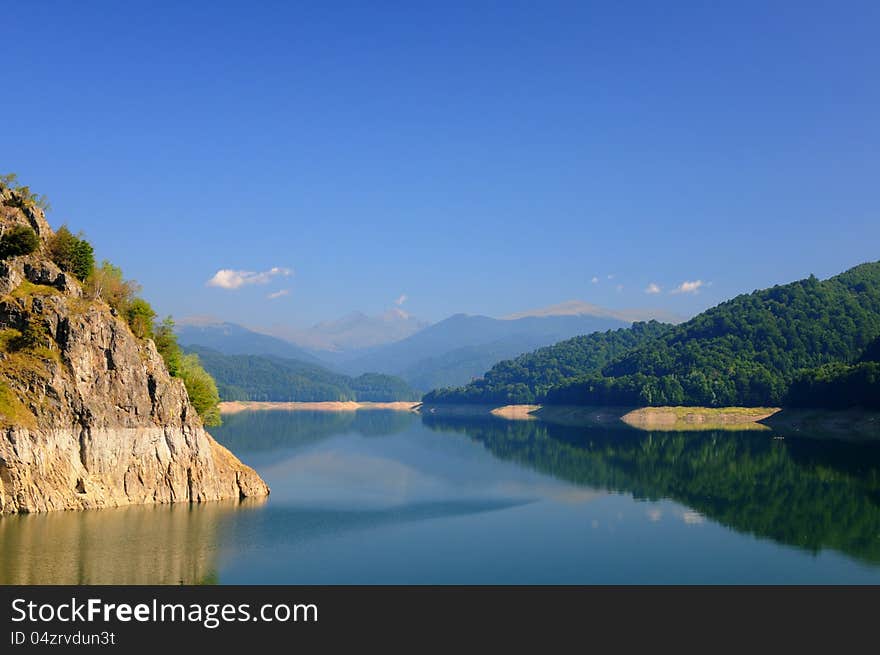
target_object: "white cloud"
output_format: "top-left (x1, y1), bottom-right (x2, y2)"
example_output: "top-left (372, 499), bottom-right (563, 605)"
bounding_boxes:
top-left (645, 282), bottom-right (662, 294)
top-left (671, 280), bottom-right (705, 294)
top-left (607, 274), bottom-right (615, 280)
top-left (591, 276), bottom-right (599, 284)
top-left (267, 289), bottom-right (290, 300)
top-left (207, 266), bottom-right (292, 290)
top-left (395, 293), bottom-right (408, 306)
top-left (615, 284), bottom-right (624, 292)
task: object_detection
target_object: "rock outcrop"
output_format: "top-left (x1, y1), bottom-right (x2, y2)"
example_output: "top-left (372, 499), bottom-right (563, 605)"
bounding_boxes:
top-left (0, 184), bottom-right (269, 514)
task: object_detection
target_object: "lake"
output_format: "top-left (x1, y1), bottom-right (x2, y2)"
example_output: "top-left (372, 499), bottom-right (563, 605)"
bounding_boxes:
top-left (3, 409), bottom-right (880, 584)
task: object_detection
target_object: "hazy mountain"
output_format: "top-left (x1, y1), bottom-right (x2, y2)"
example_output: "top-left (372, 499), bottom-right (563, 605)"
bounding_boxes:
top-left (267, 309), bottom-right (429, 352)
top-left (503, 300), bottom-right (686, 324)
top-left (176, 318), bottom-right (324, 365)
top-left (342, 313), bottom-right (630, 389)
top-left (398, 335), bottom-right (561, 391)
top-left (178, 303), bottom-right (680, 391)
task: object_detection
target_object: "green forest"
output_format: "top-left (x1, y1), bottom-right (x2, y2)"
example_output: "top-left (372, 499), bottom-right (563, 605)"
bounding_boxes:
top-left (786, 335), bottom-right (880, 409)
top-left (424, 261), bottom-right (880, 409)
top-left (186, 346), bottom-right (419, 402)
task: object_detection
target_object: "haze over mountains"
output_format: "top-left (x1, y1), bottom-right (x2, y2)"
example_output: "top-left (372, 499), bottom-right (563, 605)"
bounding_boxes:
top-left (176, 318), bottom-right (323, 364)
top-left (263, 309), bottom-right (429, 352)
top-left (339, 312), bottom-right (631, 390)
top-left (177, 301), bottom-right (681, 391)
top-left (503, 301), bottom-right (684, 325)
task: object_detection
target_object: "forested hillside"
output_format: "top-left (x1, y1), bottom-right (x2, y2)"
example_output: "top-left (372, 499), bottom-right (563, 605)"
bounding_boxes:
top-left (424, 262), bottom-right (880, 408)
top-left (422, 321), bottom-right (670, 404)
top-left (785, 335), bottom-right (880, 409)
top-left (187, 346), bottom-right (418, 402)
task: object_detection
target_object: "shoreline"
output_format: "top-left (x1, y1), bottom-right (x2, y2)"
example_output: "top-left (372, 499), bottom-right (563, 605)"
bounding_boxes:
top-left (217, 401), bottom-right (880, 438)
top-left (218, 400), bottom-right (421, 415)
top-left (419, 403), bottom-right (880, 438)
top-left (418, 403), bottom-right (780, 431)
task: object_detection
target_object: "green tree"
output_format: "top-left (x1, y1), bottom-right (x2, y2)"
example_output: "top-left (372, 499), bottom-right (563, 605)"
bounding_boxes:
top-left (85, 260), bottom-right (139, 311)
top-left (70, 238), bottom-right (95, 280)
top-left (153, 319), bottom-right (222, 425)
top-left (48, 225), bottom-right (94, 281)
top-left (153, 317), bottom-right (183, 377)
top-left (0, 225), bottom-right (39, 260)
top-left (179, 353), bottom-right (222, 426)
top-left (125, 298), bottom-right (156, 339)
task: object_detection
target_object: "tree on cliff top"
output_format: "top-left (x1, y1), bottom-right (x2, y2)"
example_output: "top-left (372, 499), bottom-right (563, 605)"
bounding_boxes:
top-left (1, 173), bottom-right (51, 212)
top-left (48, 225), bottom-right (95, 281)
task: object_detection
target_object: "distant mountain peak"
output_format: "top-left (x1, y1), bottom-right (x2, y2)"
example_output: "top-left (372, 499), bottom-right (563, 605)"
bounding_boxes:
top-left (382, 307), bottom-right (411, 321)
top-left (266, 309), bottom-right (430, 352)
top-left (503, 300), bottom-right (609, 320)
top-left (177, 314), bottom-right (229, 327)
top-left (503, 300), bottom-right (685, 324)
top-left (175, 320), bottom-right (323, 364)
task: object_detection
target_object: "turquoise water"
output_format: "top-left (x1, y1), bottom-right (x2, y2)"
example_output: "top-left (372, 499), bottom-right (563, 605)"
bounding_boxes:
top-left (4, 410), bottom-right (880, 584)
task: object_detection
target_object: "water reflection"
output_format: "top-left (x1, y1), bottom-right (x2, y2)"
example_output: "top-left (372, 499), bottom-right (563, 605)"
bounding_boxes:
top-left (3, 409), bottom-right (880, 584)
top-left (421, 415), bottom-right (880, 563)
top-left (212, 409), bottom-right (415, 452)
top-left (0, 498), bottom-right (265, 584)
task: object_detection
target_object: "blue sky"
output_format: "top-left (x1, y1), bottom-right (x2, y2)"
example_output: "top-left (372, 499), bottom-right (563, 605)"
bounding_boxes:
top-left (4, 1), bottom-right (879, 329)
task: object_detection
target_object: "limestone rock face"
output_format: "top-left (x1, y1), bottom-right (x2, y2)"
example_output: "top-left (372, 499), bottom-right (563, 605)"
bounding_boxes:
top-left (0, 185), bottom-right (268, 514)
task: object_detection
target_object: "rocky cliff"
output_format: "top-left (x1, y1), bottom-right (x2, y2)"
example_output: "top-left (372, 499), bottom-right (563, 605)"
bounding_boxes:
top-left (0, 185), bottom-right (268, 513)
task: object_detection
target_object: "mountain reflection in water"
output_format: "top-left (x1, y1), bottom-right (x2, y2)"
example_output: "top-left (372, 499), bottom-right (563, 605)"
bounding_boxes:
top-left (3, 409), bottom-right (880, 584)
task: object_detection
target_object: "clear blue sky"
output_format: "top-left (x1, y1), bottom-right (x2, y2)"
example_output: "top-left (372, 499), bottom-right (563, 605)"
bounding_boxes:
top-left (4, 1), bottom-right (879, 328)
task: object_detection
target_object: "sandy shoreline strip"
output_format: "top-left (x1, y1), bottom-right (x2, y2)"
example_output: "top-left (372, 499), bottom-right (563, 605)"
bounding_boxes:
top-left (218, 401), bottom-right (877, 438)
top-left (419, 403), bottom-right (782, 431)
top-left (219, 400), bottom-right (421, 415)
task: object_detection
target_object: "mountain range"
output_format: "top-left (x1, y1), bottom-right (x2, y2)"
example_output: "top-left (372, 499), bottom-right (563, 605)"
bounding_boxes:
top-left (262, 309), bottom-right (429, 352)
top-left (338, 312), bottom-right (632, 389)
top-left (176, 301), bottom-right (678, 390)
top-left (176, 318), bottom-right (323, 364)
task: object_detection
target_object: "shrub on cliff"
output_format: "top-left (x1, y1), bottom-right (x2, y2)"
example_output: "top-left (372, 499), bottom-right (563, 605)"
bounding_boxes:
top-left (86, 261), bottom-right (139, 310)
top-left (48, 225), bottom-right (95, 281)
top-left (125, 298), bottom-right (156, 340)
top-left (85, 261), bottom-right (157, 340)
top-left (0, 225), bottom-right (39, 260)
top-left (179, 353), bottom-right (222, 426)
top-left (153, 317), bottom-right (220, 426)
top-left (153, 317), bottom-right (182, 376)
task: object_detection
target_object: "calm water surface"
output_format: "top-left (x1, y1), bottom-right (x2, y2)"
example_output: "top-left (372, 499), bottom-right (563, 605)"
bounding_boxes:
top-left (3, 410), bottom-right (880, 584)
